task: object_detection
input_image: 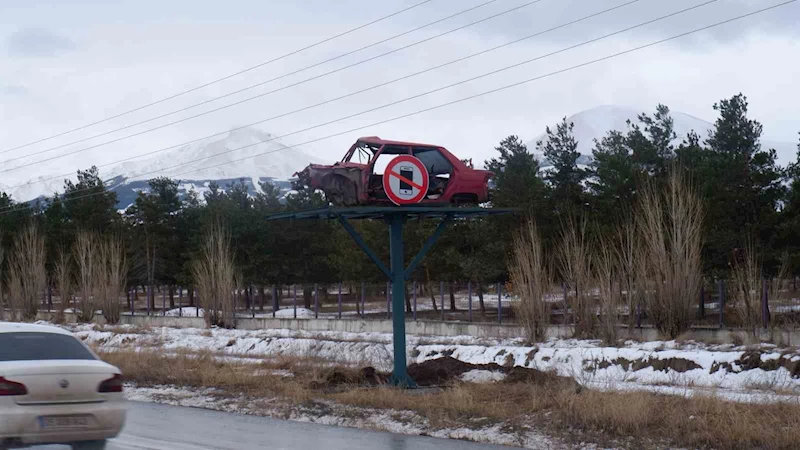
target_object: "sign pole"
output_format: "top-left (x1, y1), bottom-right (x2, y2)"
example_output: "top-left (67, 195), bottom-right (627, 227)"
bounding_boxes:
top-left (388, 212), bottom-right (415, 388)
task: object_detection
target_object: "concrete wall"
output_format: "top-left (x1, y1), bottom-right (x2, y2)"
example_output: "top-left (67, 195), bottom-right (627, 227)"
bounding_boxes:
top-left (34, 312), bottom-right (800, 345)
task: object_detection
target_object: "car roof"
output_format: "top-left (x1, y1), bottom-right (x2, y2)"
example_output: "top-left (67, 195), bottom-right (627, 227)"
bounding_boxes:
top-left (0, 321), bottom-right (74, 336)
top-left (357, 136), bottom-right (443, 149)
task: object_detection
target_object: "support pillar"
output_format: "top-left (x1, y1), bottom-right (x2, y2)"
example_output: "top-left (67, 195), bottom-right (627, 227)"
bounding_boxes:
top-left (388, 213), bottom-right (415, 387)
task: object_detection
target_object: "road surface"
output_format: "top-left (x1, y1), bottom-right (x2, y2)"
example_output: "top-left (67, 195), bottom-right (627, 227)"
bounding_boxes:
top-left (39, 401), bottom-right (517, 449)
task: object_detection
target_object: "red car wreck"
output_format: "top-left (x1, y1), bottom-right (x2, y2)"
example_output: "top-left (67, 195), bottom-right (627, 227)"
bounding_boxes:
top-left (294, 137), bottom-right (494, 207)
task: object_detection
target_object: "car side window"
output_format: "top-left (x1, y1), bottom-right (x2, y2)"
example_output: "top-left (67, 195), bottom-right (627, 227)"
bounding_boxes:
top-left (412, 147), bottom-right (452, 175)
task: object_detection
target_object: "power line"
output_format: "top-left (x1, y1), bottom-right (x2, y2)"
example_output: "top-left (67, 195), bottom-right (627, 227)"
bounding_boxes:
top-left (0, 0), bottom-right (436, 155)
top-left (0, 0), bottom-right (535, 171)
top-left (6, 0), bottom-right (641, 192)
top-left (1, 0), bottom-right (793, 216)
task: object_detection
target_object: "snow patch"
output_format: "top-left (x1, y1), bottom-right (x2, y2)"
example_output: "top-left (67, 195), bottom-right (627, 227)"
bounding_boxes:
top-left (460, 369), bottom-right (507, 383)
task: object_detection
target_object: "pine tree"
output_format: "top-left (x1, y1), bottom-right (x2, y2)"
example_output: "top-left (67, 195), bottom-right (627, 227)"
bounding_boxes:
top-left (700, 93), bottom-right (786, 274)
top-left (536, 117), bottom-right (588, 216)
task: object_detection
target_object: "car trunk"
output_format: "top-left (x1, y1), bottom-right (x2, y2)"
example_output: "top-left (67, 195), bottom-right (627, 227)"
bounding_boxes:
top-left (2, 360), bottom-right (116, 405)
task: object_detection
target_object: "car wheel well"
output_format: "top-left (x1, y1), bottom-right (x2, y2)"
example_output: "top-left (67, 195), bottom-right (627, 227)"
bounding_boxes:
top-left (451, 193), bottom-right (479, 205)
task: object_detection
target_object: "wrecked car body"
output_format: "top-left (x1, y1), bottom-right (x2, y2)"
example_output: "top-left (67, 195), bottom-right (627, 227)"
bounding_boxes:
top-left (294, 137), bottom-right (493, 207)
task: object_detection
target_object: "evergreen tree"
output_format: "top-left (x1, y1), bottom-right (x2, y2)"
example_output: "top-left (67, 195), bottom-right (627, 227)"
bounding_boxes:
top-left (700, 93), bottom-right (786, 274)
top-left (537, 117), bottom-right (588, 215)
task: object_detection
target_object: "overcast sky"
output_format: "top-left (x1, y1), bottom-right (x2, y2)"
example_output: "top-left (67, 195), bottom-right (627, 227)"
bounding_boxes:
top-left (1, 0), bottom-right (798, 188)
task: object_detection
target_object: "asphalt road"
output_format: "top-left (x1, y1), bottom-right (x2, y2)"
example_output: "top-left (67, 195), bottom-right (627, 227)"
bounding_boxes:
top-left (39, 401), bottom-right (517, 450)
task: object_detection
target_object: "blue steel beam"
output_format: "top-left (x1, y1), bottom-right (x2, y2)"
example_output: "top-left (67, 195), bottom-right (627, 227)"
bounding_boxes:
top-left (387, 213), bottom-right (416, 388)
top-left (404, 214), bottom-right (453, 280)
top-left (338, 215), bottom-right (391, 279)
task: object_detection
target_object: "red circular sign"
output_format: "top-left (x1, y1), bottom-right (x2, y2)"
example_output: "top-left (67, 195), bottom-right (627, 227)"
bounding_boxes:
top-left (382, 155), bottom-right (429, 205)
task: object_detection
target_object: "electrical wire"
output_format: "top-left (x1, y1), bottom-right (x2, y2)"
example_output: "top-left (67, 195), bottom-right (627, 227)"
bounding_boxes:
top-left (4, 0), bottom-right (641, 192)
top-left (0, 0), bottom-right (538, 170)
top-left (0, 0), bottom-right (793, 216)
top-left (0, 0), bottom-right (436, 154)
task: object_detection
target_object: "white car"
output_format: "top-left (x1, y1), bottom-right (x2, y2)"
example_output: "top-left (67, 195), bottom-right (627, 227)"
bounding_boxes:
top-left (0, 322), bottom-right (126, 449)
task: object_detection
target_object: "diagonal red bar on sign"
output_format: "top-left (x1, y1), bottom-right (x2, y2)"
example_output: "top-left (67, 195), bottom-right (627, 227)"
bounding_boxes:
top-left (389, 170), bottom-right (424, 191)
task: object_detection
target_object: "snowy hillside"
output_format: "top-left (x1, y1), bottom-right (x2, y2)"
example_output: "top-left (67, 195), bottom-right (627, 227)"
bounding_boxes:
top-left (5, 127), bottom-right (322, 206)
top-left (528, 105), bottom-right (796, 169)
top-left (106, 127), bottom-right (322, 183)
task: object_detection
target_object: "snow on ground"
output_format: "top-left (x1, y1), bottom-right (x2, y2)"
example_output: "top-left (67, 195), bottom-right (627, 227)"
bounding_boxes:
top-left (165, 307), bottom-right (204, 317)
top-left (460, 369), bottom-right (507, 383)
top-left (54, 322), bottom-right (800, 404)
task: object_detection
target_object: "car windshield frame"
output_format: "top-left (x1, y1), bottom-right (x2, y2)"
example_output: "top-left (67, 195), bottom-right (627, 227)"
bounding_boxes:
top-left (0, 332), bottom-right (98, 362)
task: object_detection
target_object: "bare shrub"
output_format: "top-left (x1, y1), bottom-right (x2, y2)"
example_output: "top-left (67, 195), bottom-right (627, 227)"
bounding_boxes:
top-left (53, 247), bottom-right (73, 324)
top-left (192, 220), bottom-right (236, 328)
top-left (616, 220), bottom-right (641, 329)
top-left (595, 232), bottom-right (622, 344)
top-left (73, 230), bottom-right (98, 323)
top-left (509, 220), bottom-right (551, 342)
top-left (636, 168), bottom-right (704, 339)
top-left (557, 215), bottom-right (595, 338)
top-left (97, 235), bottom-right (128, 324)
top-left (730, 239), bottom-right (763, 335)
top-left (6, 223), bottom-right (46, 321)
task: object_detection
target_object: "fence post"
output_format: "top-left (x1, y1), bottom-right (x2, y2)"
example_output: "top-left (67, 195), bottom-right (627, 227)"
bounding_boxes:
top-left (272, 286), bottom-right (278, 318)
top-left (562, 283), bottom-right (568, 325)
top-left (413, 281), bottom-right (417, 321)
top-left (762, 278), bottom-right (769, 329)
top-left (130, 288), bottom-right (135, 316)
top-left (314, 284), bottom-right (319, 319)
top-left (440, 281), bottom-right (444, 321)
top-left (698, 284), bottom-right (705, 319)
top-left (468, 281), bottom-right (472, 323)
top-left (498, 283), bottom-right (502, 324)
top-left (386, 281), bottom-right (391, 319)
top-left (195, 290), bottom-right (199, 317)
top-left (161, 287), bottom-right (166, 316)
top-left (718, 279), bottom-right (725, 328)
top-left (47, 286), bottom-right (52, 312)
top-left (147, 285), bottom-right (151, 316)
top-left (178, 287), bottom-right (182, 317)
top-left (293, 285), bottom-right (297, 319)
top-left (338, 282), bottom-right (343, 319)
top-left (361, 282), bottom-right (365, 319)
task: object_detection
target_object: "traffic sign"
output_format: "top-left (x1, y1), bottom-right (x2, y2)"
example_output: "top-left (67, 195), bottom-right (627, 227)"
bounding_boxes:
top-left (383, 155), bottom-right (429, 205)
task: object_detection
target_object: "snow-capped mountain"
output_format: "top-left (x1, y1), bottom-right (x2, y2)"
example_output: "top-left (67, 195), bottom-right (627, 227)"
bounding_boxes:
top-left (528, 105), bottom-right (796, 169)
top-left (6, 127), bottom-right (323, 209)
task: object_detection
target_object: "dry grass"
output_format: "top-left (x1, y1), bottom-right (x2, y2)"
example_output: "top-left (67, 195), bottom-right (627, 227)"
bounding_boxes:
top-left (192, 220), bottom-right (236, 328)
top-left (100, 349), bottom-right (800, 449)
top-left (636, 168), bottom-right (704, 339)
top-left (509, 220), bottom-right (552, 342)
top-left (6, 223), bottom-right (46, 321)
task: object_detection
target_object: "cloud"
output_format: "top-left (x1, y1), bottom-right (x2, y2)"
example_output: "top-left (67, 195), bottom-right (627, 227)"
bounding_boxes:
top-left (0, 84), bottom-right (27, 96)
top-left (5, 28), bottom-right (76, 58)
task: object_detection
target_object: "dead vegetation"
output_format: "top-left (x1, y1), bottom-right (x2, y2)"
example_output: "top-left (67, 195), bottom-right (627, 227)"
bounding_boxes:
top-left (101, 349), bottom-right (800, 450)
top-left (97, 234), bottom-right (128, 324)
top-left (53, 247), bottom-right (73, 324)
top-left (6, 223), bottom-right (46, 321)
top-left (636, 168), bottom-right (704, 339)
top-left (509, 220), bottom-right (552, 342)
top-left (73, 230), bottom-right (98, 323)
top-left (192, 220), bottom-right (236, 328)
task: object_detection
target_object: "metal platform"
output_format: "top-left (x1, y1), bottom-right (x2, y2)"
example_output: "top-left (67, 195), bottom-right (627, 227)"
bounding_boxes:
top-left (265, 206), bottom-right (515, 221)
top-left (267, 205), bottom-right (517, 387)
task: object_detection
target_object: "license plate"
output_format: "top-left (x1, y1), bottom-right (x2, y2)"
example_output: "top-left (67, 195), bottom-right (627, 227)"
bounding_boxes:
top-left (39, 415), bottom-right (90, 429)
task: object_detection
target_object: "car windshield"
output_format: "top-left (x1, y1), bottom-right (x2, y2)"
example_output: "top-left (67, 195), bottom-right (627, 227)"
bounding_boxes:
top-left (0, 332), bottom-right (97, 361)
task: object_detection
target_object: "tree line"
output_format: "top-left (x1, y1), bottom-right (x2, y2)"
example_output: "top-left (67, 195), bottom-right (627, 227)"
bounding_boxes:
top-left (0, 92), bottom-right (798, 322)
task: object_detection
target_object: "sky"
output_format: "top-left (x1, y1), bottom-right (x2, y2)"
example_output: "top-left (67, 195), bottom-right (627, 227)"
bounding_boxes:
top-left (1, 0), bottom-right (798, 192)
